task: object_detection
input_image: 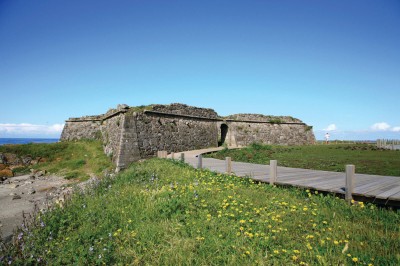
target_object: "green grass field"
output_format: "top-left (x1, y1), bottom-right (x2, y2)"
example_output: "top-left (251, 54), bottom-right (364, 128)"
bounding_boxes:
top-left (2, 159), bottom-right (398, 265)
top-left (0, 140), bottom-right (113, 180)
top-left (206, 143), bottom-right (400, 176)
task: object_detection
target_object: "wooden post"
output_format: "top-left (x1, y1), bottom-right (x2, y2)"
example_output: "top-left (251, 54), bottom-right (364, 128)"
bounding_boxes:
top-left (180, 153), bottom-right (185, 163)
top-left (197, 154), bottom-right (203, 169)
top-left (345, 164), bottom-right (355, 203)
top-left (270, 160), bottom-right (277, 185)
top-left (171, 152), bottom-right (175, 160)
top-left (157, 151), bottom-right (160, 158)
top-left (225, 157), bottom-right (232, 174)
top-left (164, 151), bottom-right (168, 158)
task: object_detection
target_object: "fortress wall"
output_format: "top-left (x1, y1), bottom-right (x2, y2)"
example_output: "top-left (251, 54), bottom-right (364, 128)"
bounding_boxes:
top-left (135, 112), bottom-right (218, 158)
top-left (61, 104), bottom-right (316, 168)
top-left (151, 103), bottom-right (218, 119)
top-left (100, 113), bottom-right (124, 162)
top-left (114, 113), bottom-right (141, 170)
top-left (60, 119), bottom-right (102, 141)
top-left (227, 122), bottom-right (315, 146)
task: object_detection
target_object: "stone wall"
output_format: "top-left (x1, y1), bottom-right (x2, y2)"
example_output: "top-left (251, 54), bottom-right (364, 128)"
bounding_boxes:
top-left (61, 103), bottom-right (316, 169)
top-left (222, 121), bottom-right (314, 147)
top-left (114, 113), bottom-right (141, 170)
top-left (225, 114), bottom-right (302, 123)
top-left (100, 113), bottom-right (124, 162)
top-left (151, 103), bottom-right (218, 119)
top-left (60, 120), bottom-right (101, 141)
top-left (134, 111), bottom-right (218, 158)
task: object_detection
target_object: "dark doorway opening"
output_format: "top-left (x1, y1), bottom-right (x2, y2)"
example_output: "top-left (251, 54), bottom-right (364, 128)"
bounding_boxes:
top-left (219, 124), bottom-right (228, 146)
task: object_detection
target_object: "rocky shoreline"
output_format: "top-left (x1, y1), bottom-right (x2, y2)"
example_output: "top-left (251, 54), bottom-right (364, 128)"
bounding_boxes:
top-left (0, 148), bottom-right (115, 244)
top-left (0, 172), bottom-right (74, 243)
top-left (0, 152), bottom-right (47, 182)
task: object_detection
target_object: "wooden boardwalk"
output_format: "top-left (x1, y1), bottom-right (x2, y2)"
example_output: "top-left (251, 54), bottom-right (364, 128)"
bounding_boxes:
top-left (169, 148), bottom-right (400, 207)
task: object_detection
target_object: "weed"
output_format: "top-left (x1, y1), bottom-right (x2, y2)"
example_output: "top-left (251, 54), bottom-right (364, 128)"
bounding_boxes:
top-left (2, 159), bottom-right (398, 265)
top-left (0, 141), bottom-right (113, 180)
top-left (269, 118), bottom-right (283, 124)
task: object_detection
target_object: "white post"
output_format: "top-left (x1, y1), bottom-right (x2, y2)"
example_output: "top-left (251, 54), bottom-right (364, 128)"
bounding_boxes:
top-left (270, 160), bottom-right (277, 185)
top-left (226, 157), bottom-right (232, 174)
top-left (197, 154), bottom-right (203, 169)
top-left (157, 151), bottom-right (160, 158)
top-left (171, 152), bottom-right (175, 160)
top-left (345, 165), bottom-right (355, 203)
top-left (180, 153), bottom-right (185, 163)
top-left (164, 151), bottom-right (168, 158)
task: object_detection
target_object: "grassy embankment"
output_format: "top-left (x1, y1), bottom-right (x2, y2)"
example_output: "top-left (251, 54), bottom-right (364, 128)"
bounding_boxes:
top-left (207, 143), bottom-right (400, 176)
top-left (2, 159), bottom-right (399, 265)
top-left (0, 140), bottom-right (113, 180)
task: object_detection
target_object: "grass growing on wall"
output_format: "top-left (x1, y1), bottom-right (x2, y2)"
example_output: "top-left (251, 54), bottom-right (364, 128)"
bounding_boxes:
top-left (127, 105), bottom-right (154, 114)
top-left (0, 140), bottom-right (113, 180)
top-left (206, 143), bottom-right (400, 176)
top-left (2, 159), bottom-right (399, 265)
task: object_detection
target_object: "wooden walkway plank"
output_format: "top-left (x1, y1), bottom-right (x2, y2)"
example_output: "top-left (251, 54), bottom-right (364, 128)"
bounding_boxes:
top-left (354, 173), bottom-right (385, 184)
top-left (375, 186), bottom-right (400, 199)
top-left (353, 177), bottom-right (400, 195)
top-left (309, 178), bottom-right (345, 189)
top-left (275, 171), bottom-right (328, 181)
top-left (175, 148), bottom-right (400, 204)
top-left (388, 191), bottom-right (400, 201)
top-left (363, 182), bottom-right (400, 197)
top-left (284, 175), bottom-right (340, 186)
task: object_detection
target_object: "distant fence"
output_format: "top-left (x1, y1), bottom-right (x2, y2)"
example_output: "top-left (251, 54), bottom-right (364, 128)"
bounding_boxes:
top-left (376, 139), bottom-right (400, 150)
top-left (316, 140), bottom-right (374, 145)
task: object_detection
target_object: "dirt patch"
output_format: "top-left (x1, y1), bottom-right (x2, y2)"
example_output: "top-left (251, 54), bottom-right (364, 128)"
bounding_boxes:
top-left (0, 174), bottom-right (74, 243)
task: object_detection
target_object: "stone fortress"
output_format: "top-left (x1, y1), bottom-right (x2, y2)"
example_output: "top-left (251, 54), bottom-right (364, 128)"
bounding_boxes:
top-left (61, 103), bottom-right (315, 170)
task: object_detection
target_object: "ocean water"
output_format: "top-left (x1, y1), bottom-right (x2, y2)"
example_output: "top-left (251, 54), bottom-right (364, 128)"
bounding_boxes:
top-left (0, 138), bottom-right (59, 146)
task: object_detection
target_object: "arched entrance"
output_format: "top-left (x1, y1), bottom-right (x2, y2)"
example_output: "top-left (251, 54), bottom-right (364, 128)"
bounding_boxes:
top-left (218, 124), bottom-right (229, 146)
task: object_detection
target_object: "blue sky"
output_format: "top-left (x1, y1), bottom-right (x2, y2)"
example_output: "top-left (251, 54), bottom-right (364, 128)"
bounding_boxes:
top-left (0, 0), bottom-right (399, 140)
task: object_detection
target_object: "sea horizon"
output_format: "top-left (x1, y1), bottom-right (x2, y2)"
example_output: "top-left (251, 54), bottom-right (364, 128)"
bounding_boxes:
top-left (0, 137), bottom-right (379, 146)
top-left (0, 138), bottom-right (59, 146)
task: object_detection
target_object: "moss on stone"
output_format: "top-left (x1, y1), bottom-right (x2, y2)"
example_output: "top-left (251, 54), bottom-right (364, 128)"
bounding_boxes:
top-left (127, 105), bottom-right (154, 114)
